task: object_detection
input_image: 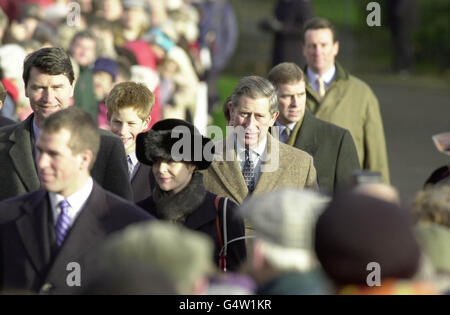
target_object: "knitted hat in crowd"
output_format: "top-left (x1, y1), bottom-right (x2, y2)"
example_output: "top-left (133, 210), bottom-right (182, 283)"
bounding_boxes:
top-left (136, 119), bottom-right (214, 170)
top-left (92, 57), bottom-right (118, 80)
top-left (314, 192), bottom-right (421, 285)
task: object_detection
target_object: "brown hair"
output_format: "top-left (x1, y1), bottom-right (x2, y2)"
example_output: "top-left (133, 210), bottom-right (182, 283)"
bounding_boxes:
top-left (106, 81), bottom-right (155, 121)
top-left (41, 107), bottom-right (100, 170)
top-left (23, 47), bottom-right (75, 87)
top-left (268, 62), bottom-right (305, 88)
top-left (302, 17), bottom-right (338, 43)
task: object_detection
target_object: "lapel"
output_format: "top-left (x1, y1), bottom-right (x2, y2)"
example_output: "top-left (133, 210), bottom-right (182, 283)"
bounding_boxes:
top-left (8, 114), bottom-right (40, 192)
top-left (16, 190), bottom-right (53, 278)
top-left (292, 111), bottom-right (318, 156)
top-left (45, 183), bottom-right (108, 281)
top-left (131, 163), bottom-right (154, 202)
top-left (210, 137), bottom-right (248, 204)
top-left (253, 134), bottom-right (285, 194)
top-left (305, 63), bottom-right (349, 116)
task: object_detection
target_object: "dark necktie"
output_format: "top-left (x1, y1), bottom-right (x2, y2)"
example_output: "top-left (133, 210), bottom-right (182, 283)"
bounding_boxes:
top-left (282, 127), bottom-right (291, 143)
top-left (55, 200), bottom-right (71, 247)
top-left (242, 149), bottom-right (255, 192)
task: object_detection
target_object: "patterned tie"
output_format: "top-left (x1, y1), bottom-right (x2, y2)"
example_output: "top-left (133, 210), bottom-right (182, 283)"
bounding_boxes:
top-left (317, 77), bottom-right (326, 99)
top-left (242, 149), bottom-right (255, 193)
top-left (282, 127), bottom-right (291, 143)
top-left (55, 200), bottom-right (71, 247)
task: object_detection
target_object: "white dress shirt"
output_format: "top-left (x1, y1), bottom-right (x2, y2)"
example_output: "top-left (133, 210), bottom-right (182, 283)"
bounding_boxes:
top-left (49, 177), bottom-right (94, 228)
top-left (307, 65), bottom-right (336, 94)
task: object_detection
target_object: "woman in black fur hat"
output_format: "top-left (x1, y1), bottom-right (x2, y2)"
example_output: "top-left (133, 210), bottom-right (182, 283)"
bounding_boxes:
top-left (136, 119), bottom-right (246, 272)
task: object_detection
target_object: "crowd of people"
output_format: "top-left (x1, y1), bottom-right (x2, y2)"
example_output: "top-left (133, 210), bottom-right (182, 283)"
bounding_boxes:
top-left (0, 0), bottom-right (448, 296)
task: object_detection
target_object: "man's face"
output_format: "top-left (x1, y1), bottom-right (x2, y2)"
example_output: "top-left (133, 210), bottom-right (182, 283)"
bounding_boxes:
top-left (229, 95), bottom-right (278, 148)
top-left (276, 80), bottom-right (306, 126)
top-left (25, 67), bottom-right (74, 128)
top-left (302, 28), bottom-right (339, 75)
top-left (37, 129), bottom-right (87, 197)
top-left (109, 107), bottom-right (150, 155)
top-left (71, 37), bottom-right (96, 67)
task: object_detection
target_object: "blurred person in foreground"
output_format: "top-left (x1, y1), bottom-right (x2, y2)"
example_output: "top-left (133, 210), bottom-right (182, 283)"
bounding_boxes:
top-left (411, 185), bottom-right (450, 294)
top-left (96, 220), bottom-right (216, 294)
top-left (315, 191), bottom-right (436, 294)
top-left (239, 188), bottom-right (332, 294)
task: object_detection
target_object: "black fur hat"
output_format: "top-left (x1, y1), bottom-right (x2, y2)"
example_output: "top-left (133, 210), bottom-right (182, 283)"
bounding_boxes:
top-left (136, 119), bottom-right (214, 170)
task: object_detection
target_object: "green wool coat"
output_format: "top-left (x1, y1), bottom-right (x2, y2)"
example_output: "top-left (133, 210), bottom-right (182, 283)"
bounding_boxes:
top-left (305, 62), bottom-right (390, 184)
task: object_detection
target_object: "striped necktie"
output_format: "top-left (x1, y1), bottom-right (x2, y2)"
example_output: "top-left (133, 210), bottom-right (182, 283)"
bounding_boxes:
top-left (55, 200), bottom-right (71, 247)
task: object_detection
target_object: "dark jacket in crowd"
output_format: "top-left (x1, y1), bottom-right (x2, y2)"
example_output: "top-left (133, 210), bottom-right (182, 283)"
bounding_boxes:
top-left (0, 113), bottom-right (133, 201)
top-left (137, 173), bottom-right (246, 271)
top-left (0, 182), bottom-right (153, 294)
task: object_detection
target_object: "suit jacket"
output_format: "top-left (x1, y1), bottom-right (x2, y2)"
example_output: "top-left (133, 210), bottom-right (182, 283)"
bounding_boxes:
top-left (131, 163), bottom-right (155, 203)
top-left (0, 116), bottom-right (16, 128)
top-left (286, 111), bottom-right (361, 195)
top-left (0, 181), bottom-right (153, 294)
top-left (201, 134), bottom-right (318, 205)
top-left (0, 114), bottom-right (133, 201)
top-left (138, 191), bottom-right (246, 271)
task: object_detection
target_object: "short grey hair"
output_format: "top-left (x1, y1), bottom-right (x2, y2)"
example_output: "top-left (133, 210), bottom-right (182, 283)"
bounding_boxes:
top-left (231, 76), bottom-right (278, 115)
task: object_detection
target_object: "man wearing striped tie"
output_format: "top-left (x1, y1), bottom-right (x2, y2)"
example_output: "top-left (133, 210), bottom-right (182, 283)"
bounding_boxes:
top-left (0, 107), bottom-right (153, 294)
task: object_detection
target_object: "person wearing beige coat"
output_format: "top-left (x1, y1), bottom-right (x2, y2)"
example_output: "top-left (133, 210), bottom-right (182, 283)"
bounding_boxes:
top-left (201, 75), bottom-right (318, 221)
top-left (202, 133), bottom-right (318, 206)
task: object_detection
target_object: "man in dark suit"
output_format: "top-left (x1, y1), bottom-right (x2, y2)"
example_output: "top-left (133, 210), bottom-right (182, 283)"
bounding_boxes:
top-left (268, 62), bottom-right (360, 195)
top-left (0, 107), bottom-right (153, 294)
top-left (0, 81), bottom-right (16, 127)
top-left (0, 47), bottom-right (132, 201)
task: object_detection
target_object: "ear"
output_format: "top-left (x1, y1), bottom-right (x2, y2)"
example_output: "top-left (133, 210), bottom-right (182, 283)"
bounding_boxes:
top-left (268, 110), bottom-right (279, 126)
top-left (333, 40), bottom-right (339, 57)
top-left (143, 115), bottom-right (151, 130)
top-left (228, 102), bottom-right (235, 121)
top-left (79, 149), bottom-right (93, 171)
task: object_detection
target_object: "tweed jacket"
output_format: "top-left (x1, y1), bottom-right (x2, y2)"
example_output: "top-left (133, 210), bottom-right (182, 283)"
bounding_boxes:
top-left (202, 134), bottom-right (318, 205)
top-left (286, 111), bottom-right (361, 195)
top-left (0, 114), bottom-right (133, 201)
top-left (305, 62), bottom-right (390, 184)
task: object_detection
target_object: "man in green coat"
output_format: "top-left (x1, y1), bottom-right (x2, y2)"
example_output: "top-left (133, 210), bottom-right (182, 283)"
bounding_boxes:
top-left (268, 62), bottom-right (360, 195)
top-left (302, 17), bottom-right (390, 184)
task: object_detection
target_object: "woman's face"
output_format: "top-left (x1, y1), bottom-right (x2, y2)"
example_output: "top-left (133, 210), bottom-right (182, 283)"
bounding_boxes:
top-left (152, 159), bottom-right (196, 194)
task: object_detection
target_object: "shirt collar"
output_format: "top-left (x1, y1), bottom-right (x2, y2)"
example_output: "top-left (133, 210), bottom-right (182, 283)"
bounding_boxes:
top-left (235, 134), bottom-right (267, 159)
top-left (128, 151), bottom-right (138, 166)
top-left (307, 65), bottom-right (336, 86)
top-left (49, 177), bottom-right (94, 224)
